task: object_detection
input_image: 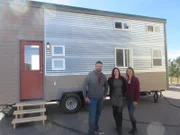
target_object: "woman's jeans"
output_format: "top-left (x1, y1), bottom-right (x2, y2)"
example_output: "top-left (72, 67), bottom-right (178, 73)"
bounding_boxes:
top-left (127, 100), bottom-right (137, 129)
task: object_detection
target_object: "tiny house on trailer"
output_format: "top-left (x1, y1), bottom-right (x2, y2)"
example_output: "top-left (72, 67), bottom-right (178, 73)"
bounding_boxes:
top-left (0, 0), bottom-right (168, 120)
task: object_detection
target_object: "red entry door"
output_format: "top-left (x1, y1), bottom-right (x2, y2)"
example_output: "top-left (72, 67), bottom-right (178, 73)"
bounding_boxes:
top-left (20, 41), bottom-right (43, 100)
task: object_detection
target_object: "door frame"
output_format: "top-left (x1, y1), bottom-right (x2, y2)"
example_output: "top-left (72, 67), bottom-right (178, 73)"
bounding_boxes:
top-left (19, 40), bottom-right (44, 100)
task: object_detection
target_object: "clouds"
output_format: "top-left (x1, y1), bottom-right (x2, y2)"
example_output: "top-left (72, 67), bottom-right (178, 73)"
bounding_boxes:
top-left (168, 50), bottom-right (180, 60)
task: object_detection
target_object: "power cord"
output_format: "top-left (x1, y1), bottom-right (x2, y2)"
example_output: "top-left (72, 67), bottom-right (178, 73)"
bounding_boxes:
top-left (161, 94), bottom-right (180, 108)
top-left (130, 93), bottom-right (180, 127)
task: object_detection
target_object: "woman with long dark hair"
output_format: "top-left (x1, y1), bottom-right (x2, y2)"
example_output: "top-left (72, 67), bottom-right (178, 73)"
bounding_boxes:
top-left (108, 67), bottom-right (126, 135)
top-left (126, 67), bottom-right (140, 135)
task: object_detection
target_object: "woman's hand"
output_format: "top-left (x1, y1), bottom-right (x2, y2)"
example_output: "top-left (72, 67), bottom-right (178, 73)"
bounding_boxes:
top-left (133, 101), bottom-right (138, 107)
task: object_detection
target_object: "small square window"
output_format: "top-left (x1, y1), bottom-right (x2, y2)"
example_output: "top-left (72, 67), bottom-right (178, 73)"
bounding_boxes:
top-left (124, 23), bottom-right (130, 29)
top-left (115, 22), bottom-right (122, 29)
top-left (52, 59), bottom-right (65, 70)
top-left (154, 26), bottom-right (160, 32)
top-left (114, 21), bottom-right (131, 30)
top-left (54, 47), bottom-right (63, 54)
top-left (147, 26), bottom-right (153, 32)
top-left (52, 45), bottom-right (65, 56)
top-left (147, 25), bottom-right (160, 33)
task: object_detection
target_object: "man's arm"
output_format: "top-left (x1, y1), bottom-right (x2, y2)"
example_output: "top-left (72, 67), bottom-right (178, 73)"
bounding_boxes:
top-left (82, 73), bottom-right (91, 98)
top-left (108, 77), bottom-right (112, 97)
top-left (103, 75), bottom-right (108, 97)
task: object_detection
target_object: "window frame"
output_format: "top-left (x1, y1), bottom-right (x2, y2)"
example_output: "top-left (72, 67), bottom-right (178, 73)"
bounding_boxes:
top-left (146, 25), bottom-right (160, 33)
top-left (51, 45), bottom-right (65, 56)
top-left (115, 48), bottom-right (132, 68)
top-left (52, 58), bottom-right (65, 70)
top-left (152, 49), bottom-right (163, 67)
top-left (114, 20), bottom-right (131, 31)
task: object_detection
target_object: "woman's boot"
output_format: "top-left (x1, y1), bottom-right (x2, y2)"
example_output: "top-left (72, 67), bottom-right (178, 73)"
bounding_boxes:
top-left (128, 121), bottom-right (137, 134)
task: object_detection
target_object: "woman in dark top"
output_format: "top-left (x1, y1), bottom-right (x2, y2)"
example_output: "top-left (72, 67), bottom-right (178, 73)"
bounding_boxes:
top-left (108, 67), bottom-right (126, 135)
top-left (126, 67), bottom-right (140, 135)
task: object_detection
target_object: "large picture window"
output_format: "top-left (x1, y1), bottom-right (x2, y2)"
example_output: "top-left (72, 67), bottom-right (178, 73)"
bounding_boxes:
top-left (152, 49), bottom-right (162, 67)
top-left (115, 48), bottom-right (131, 67)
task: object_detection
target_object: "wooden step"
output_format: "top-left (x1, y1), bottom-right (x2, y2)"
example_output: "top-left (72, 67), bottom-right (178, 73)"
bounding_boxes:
top-left (12, 116), bottom-right (47, 124)
top-left (14, 100), bottom-right (46, 107)
top-left (13, 108), bottom-right (46, 115)
top-left (12, 116), bottom-right (47, 129)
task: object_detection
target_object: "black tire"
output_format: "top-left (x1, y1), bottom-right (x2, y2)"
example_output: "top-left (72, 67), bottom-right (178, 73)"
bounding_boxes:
top-left (153, 92), bottom-right (159, 103)
top-left (60, 93), bottom-right (82, 114)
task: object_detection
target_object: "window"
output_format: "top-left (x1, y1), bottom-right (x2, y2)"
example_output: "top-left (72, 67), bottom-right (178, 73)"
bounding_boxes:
top-left (115, 48), bottom-right (131, 67)
top-left (147, 26), bottom-right (153, 32)
top-left (115, 21), bottom-right (131, 30)
top-left (24, 45), bottom-right (40, 70)
top-left (147, 25), bottom-right (160, 33)
top-left (152, 49), bottom-right (162, 67)
top-left (52, 45), bottom-right (65, 56)
top-left (124, 23), bottom-right (131, 29)
top-left (154, 26), bottom-right (160, 32)
top-left (115, 22), bottom-right (122, 29)
top-left (52, 58), bottom-right (65, 70)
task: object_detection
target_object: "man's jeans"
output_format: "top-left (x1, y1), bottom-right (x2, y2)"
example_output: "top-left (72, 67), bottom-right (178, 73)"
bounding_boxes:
top-left (88, 97), bottom-right (103, 135)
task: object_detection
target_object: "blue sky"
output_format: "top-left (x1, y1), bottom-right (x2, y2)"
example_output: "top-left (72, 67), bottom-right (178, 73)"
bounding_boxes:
top-left (32, 0), bottom-right (180, 59)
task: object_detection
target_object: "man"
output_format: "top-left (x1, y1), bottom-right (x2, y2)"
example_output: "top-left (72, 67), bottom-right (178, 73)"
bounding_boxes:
top-left (82, 61), bottom-right (108, 135)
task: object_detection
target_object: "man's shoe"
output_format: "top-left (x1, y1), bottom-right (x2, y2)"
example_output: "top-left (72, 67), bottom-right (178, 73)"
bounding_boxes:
top-left (116, 128), bottom-right (122, 135)
top-left (128, 129), bottom-right (134, 134)
top-left (95, 129), bottom-right (104, 134)
top-left (117, 130), bottom-right (122, 135)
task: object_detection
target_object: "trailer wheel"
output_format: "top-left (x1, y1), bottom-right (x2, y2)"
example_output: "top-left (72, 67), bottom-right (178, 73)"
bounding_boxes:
top-left (153, 92), bottom-right (159, 103)
top-left (60, 93), bottom-right (82, 114)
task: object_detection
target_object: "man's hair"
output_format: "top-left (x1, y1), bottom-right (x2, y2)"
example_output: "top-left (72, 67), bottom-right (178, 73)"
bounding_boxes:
top-left (95, 61), bottom-right (103, 65)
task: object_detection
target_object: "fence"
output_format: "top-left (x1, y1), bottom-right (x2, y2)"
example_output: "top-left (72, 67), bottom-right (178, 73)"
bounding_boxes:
top-left (169, 77), bottom-right (180, 84)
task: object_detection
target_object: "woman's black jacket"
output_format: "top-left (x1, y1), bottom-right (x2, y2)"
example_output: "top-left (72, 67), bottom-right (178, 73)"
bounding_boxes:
top-left (108, 76), bottom-right (127, 98)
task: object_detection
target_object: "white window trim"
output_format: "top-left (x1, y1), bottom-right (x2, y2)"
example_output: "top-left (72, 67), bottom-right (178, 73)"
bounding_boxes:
top-left (152, 49), bottom-right (163, 67)
top-left (52, 45), bottom-right (65, 56)
top-left (52, 58), bottom-right (65, 70)
top-left (146, 24), bottom-right (160, 33)
top-left (113, 20), bottom-right (132, 31)
top-left (115, 48), bottom-right (133, 68)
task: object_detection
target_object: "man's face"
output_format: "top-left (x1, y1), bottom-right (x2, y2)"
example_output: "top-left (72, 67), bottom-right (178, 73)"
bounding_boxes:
top-left (95, 63), bottom-right (103, 72)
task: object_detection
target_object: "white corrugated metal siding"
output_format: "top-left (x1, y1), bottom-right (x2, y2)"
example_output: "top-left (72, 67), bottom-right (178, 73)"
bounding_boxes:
top-left (44, 10), bottom-right (166, 76)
